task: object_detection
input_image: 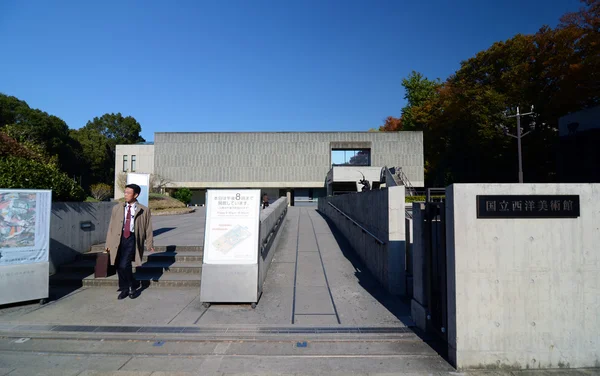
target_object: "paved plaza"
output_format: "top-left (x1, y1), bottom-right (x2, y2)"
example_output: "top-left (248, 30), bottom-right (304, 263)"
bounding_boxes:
top-left (0, 208), bottom-right (597, 375)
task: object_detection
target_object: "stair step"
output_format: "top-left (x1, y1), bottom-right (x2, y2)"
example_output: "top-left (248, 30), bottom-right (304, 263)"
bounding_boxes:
top-left (59, 260), bottom-right (97, 272)
top-left (60, 260), bottom-right (202, 274)
top-left (143, 251), bottom-right (203, 262)
top-left (51, 271), bottom-right (202, 288)
top-left (83, 272), bottom-right (202, 288)
top-left (88, 244), bottom-right (203, 255)
top-left (137, 261), bottom-right (202, 274)
top-left (79, 250), bottom-right (203, 263)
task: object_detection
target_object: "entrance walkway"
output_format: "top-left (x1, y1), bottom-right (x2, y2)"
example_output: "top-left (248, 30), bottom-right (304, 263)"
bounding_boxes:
top-left (2, 207), bottom-right (410, 327)
top-left (0, 207), bottom-right (454, 375)
top-left (197, 207), bottom-right (412, 326)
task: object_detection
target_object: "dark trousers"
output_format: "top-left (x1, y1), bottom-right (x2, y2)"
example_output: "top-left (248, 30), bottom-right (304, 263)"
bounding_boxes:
top-left (116, 233), bottom-right (136, 291)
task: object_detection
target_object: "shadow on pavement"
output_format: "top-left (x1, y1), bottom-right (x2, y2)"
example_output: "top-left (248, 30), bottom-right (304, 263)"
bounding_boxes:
top-left (153, 227), bottom-right (176, 237)
top-left (315, 209), bottom-right (449, 361)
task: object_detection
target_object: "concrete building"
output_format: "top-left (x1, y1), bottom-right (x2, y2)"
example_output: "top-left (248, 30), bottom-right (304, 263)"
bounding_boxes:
top-left (114, 142), bottom-right (155, 200)
top-left (114, 132), bottom-right (424, 205)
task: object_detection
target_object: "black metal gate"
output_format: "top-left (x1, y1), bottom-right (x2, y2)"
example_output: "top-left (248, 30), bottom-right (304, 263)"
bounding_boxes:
top-left (422, 196), bottom-right (447, 343)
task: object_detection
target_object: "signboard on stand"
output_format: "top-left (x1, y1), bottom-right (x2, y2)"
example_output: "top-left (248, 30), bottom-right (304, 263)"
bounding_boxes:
top-left (200, 189), bottom-right (261, 305)
top-left (0, 189), bottom-right (52, 305)
top-left (126, 173), bottom-right (150, 207)
top-left (203, 190), bottom-right (261, 265)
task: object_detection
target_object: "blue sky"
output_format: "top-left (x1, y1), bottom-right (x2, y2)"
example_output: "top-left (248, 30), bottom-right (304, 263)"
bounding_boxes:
top-left (0, 0), bottom-right (582, 141)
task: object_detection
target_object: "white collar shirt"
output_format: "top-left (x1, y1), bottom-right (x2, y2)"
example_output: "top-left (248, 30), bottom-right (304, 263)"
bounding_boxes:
top-left (124, 202), bottom-right (137, 233)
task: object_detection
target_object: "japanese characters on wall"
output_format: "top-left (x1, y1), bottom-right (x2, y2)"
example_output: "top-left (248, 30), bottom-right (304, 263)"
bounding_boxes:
top-left (0, 190), bottom-right (52, 266)
top-left (203, 190), bottom-right (261, 265)
top-left (477, 195), bottom-right (580, 218)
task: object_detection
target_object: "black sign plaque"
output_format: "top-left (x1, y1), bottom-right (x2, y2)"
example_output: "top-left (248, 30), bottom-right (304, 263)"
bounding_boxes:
top-left (476, 195), bottom-right (580, 218)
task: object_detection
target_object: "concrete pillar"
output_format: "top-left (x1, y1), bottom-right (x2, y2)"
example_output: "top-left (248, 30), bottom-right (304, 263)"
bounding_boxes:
top-left (410, 202), bottom-right (427, 332)
top-left (387, 185), bottom-right (406, 296)
top-left (286, 190), bottom-right (291, 206)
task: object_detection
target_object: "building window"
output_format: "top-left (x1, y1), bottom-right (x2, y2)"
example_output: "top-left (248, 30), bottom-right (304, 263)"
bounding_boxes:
top-left (123, 155), bottom-right (128, 172)
top-left (331, 149), bottom-right (371, 166)
top-left (131, 155), bottom-right (136, 172)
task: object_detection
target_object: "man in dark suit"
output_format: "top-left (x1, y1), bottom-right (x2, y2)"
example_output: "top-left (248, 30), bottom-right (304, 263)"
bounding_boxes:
top-left (105, 184), bottom-right (154, 300)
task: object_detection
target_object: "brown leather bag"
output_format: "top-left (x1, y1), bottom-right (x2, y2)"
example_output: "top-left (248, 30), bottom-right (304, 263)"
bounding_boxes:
top-left (95, 252), bottom-right (110, 278)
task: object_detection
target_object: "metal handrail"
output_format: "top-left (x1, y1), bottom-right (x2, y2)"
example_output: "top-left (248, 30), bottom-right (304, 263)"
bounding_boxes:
top-left (327, 202), bottom-right (386, 245)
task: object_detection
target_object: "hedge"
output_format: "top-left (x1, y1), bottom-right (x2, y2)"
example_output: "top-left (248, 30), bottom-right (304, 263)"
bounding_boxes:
top-left (0, 156), bottom-right (86, 201)
top-left (405, 195), bottom-right (445, 203)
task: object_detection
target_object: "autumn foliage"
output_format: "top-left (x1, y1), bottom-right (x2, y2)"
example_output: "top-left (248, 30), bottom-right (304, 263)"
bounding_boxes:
top-left (379, 0), bottom-right (600, 186)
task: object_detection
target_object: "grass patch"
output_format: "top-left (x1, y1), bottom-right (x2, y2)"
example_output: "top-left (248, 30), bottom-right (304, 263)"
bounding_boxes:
top-left (153, 207), bottom-right (195, 216)
top-left (405, 195), bottom-right (444, 203)
top-left (148, 194), bottom-right (186, 210)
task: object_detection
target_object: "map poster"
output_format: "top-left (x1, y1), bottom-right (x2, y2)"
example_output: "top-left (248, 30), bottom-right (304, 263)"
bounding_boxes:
top-left (0, 190), bottom-right (52, 266)
top-left (203, 190), bottom-right (261, 265)
top-left (127, 173), bottom-right (150, 208)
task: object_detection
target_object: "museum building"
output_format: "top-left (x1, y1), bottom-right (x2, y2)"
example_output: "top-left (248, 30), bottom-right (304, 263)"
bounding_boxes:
top-left (114, 131), bottom-right (424, 206)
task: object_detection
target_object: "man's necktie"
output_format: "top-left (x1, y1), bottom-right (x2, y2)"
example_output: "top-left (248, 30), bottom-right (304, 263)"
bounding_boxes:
top-left (124, 205), bottom-right (131, 238)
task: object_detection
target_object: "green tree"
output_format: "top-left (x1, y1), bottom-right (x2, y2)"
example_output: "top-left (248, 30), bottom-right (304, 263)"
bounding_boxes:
top-left (0, 94), bottom-right (84, 178)
top-left (72, 113), bottom-right (145, 187)
top-left (172, 188), bottom-right (192, 205)
top-left (400, 71), bottom-right (441, 131)
top-left (83, 112), bottom-right (145, 146)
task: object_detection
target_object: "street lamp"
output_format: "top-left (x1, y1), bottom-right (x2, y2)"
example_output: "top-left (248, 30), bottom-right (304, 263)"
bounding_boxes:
top-left (497, 105), bottom-right (537, 183)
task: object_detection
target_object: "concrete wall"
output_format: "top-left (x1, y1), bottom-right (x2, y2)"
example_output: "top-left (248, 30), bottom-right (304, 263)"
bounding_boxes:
top-left (410, 202), bottom-right (444, 332)
top-left (446, 184), bottom-right (600, 370)
top-left (114, 144), bottom-right (155, 199)
top-left (410, 203), bottom-right (427, 330)
top-left (318, 186), bottom-right (406, 295)
top-left (154, 132), bottom-right (424, 188)
top-left (50, 202), bottom-right (114, 274)
top-left (258, 197), bottom-right (288, 293)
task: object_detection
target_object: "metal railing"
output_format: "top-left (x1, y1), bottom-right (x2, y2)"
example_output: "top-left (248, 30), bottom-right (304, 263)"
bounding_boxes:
top-left (327, 202), bottom-right (386, 245)
top-left (395, 167), bottom-right (417, 197)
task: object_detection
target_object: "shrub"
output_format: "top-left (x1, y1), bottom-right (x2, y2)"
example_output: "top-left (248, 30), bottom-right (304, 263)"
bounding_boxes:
top-left (172, 187), bottom-right (192, 204)
top-left (0, 156), bottom-right (86, 201)
top-left (405, 195), bottom-right (444, 203)
top-left (90, 183), bottom-right (112, 201)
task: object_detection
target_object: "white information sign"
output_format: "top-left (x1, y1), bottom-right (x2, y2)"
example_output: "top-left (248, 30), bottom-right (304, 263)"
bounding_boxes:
top-left (126, 173), bottom-right (150, 208)
top-left (0, 190), bottom-right (51, 266)
top-left (0, 189), bottom-right (51, 305)
top-left (203, 190), bottom-right (260, 265)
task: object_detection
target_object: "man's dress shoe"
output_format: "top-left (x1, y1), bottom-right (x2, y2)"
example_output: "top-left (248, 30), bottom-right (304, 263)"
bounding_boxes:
top-left (129, 288), bottom-right (139, 299)
top-left (118, 290), bottom-right (129, 300)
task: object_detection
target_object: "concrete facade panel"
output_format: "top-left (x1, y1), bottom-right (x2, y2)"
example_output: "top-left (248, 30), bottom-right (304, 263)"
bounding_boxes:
top-left (446, 183), bottom-right (600, 370)
top-left (154, 132), bottom-right (424, 188)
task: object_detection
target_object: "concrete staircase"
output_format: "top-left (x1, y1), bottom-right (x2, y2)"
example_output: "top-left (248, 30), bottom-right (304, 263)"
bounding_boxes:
top-left (50, 244), bottom-right (203, 288)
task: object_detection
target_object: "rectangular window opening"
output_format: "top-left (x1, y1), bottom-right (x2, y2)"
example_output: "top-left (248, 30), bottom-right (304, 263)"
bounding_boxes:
top-left (123, 155), bottom-right (128, 172)
top-left (131, 155), bottom-right (136, 172)
top-left (331, 149), bottom-right (371, 166)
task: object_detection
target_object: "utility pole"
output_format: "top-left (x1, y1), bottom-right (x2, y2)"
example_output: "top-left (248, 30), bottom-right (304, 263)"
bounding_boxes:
top-left (498, 106), bottom-right (537, 183)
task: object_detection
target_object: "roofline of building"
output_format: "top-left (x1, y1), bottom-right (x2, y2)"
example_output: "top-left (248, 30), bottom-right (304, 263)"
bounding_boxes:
top-left (153, 131), bottom-right (421, 135)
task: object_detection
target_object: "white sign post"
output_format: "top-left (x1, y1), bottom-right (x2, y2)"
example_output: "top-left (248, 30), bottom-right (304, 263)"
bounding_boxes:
top-left (126, 173), bottom-right (150, 208)
top-left (200, 189), bottom-right (261, 306)
top-left (0, 189), bottom-right (52, 305)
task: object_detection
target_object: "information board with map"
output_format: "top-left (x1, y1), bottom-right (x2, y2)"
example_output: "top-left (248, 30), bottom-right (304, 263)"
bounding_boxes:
top-left (203, 190), bottom-right (260, 265)
top-left (0, 189), bottom-right (52, 305)
top-left (0, 190), bottom-right (51, 266)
